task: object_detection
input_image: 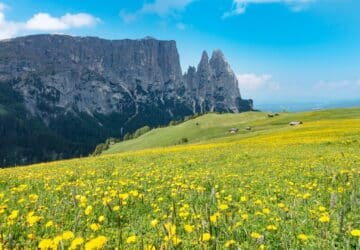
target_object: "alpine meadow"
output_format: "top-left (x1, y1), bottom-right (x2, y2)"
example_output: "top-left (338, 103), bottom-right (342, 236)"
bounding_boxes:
top-left (1, 108), bottom-right (359, 249)
top-left (1, 0), bottom-right (360, 249)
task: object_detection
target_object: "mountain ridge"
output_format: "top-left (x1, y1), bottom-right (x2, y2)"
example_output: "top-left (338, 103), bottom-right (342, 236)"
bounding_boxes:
top-left (0, 34), bottom-right (253, 167)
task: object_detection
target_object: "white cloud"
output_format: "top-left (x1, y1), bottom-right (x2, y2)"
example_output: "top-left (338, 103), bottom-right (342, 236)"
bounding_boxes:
top-left (121, 0), bottom-right (195, 23)
top-left (237, 73), bottom-right (274, 90)
top-left (237, 73), bottom-right (280, 100)
top-left (0, 3), bottom-right (100, 40)
top-left (224, 0), bottom-right (316, 17)
top-left (26, 13), bottom-right (99, 31)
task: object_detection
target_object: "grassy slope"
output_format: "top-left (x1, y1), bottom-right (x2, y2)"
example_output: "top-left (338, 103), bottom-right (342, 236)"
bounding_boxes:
top-left (1, 107), bottom-right (360, 249)
top-left (104, 107), bottom-right (360, 154)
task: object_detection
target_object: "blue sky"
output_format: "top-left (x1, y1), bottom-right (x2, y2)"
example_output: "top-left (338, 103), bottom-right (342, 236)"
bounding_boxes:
top-left (0, 0), bottom-right (359, 104)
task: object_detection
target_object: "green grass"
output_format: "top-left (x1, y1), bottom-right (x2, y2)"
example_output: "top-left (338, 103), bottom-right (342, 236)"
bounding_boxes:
top-left (104, 107), bottom-right (360, 154)
top-left (1, 107), bottom-right (360, 249)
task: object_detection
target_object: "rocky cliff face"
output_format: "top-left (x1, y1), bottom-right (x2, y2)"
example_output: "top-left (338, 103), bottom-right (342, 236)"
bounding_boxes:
top-left (184, 50), bottom-right (252, 113)
top-left (0, 34), bottom-right (252, 167)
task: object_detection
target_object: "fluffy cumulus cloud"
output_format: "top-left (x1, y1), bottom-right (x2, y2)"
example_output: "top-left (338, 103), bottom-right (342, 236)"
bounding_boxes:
top-left (0, 2), bottom-right (100, 40)
top-left (237, 73), bottom-right (280, 99)
top-left (26, 13), bottom-right (99, 31)
top-left (0, 3), bottom-right (19, 39)
top-left (237, 73), bottom-right (276, 90)
top-left (224, 0), bottom-right (316, 17)
top-left (121, 0), bottom-right (195, 23)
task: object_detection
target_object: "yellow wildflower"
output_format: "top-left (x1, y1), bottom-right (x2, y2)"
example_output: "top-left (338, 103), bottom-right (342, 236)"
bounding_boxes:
top-left (251, 232), bottom-right (262, 239)
top-left (184, 224), bottom-right (194, 233)
top-left (351, 229), bottom-right (360, 237)
top-left (69, 237), bottom-right (84, 250)
top-left (8, 210), bottom-right (19, 220)
top-left (266, 225), bottom-right (277, 231)
top-left (224, 240), bottom-right (236, 248)
top-left (201, 233), bottom-right (211, 242)
top-left (126, 235), bottom-right (137, 244)
top-left (45, 220), bottom-right (54, 228)
top-left (319, 214), bottom-right (330, 223)
top-left (62, 231), bottom-right (74, 240)
top-left (38, 239), bottom-right (54, 250)
top-left (297, 234), bottom-right (308, 242)
top-left (85, 236), bottom-right (108, 250)
top-left (84, 206), bottom-right (92, 216)
top-left (98, 215), bottom-right (105, 223)
top-left (218, 203), bottom-right (229, 211)
top-left (150, 219), bottom-right (159, 227)
top-left (90, 223), bottom-right (100, 231)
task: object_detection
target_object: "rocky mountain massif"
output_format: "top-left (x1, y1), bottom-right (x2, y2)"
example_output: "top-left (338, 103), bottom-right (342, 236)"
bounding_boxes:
top-left (0, 34), bottom-right (253, 167)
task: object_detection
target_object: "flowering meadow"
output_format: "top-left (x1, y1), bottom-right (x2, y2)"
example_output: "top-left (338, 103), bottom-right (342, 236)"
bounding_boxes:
top-left (0, 117), bottom-right (360, 249)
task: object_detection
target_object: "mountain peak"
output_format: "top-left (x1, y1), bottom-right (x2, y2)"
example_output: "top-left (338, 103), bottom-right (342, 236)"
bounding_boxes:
top-left (200, 50), bottom-right (209, 62)
top-left (211, 49), bottom-right (225, 60)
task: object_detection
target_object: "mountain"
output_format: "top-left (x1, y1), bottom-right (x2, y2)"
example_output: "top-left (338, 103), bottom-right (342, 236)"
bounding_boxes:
top-left (0, 34), bottom-right (252, 167)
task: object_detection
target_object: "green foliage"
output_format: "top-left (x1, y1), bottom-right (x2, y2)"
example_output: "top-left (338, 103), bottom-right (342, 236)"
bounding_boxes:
top-left (133, 126), bottom-right (151, 138)
top-left (92, 138), bottom-right (120, 156)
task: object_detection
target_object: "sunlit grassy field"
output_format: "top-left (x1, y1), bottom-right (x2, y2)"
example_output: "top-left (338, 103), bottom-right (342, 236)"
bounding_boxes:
top-left (1, 108), bottom-right (360, 249)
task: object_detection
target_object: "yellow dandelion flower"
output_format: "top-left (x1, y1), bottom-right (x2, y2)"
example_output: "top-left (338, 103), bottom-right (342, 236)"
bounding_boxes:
top-left (84, 206), bottom-right (92, 216)
top-left (90, 223), bottom-right (101, 231)
top-left (262, 208), bottom-right (270, 215)
top-left (251, 232), bottom-right (262, 239)
top-left (45, 220), bottom-right (54, 228)
top-left (29, 194), bottom-right (39, 203)
top-left (27, 233), bottom-right (36, 240)
top-left (38, 239), bottom-right (54, 250)
top-left (302, 193), bottom-right (311, 199)
top-left (8, 210), bottom-right (19, 220)
top-left (145, 244), bottom-right (156, 250)
top-left (210, 214), bottom-right (217, 223)
top-left (297, 234), bottom-right (308, 242)
top-left (171, 235), bottom-right (182, 246)
top-left (224, 240), bottom-right (236, 248)
top-left (277, 203), bottom-right (285, 208)
top-left (62, 231), bottom-right (74, 240)
top-left (266, 225), bottom-right (277, 231)
top-left (85, 236), bottom-right (108, 250)
top-left (318, 206), bottom-right (326, 212)
top-left (129, 190), bottom-right (139, 197)
top-left (201, 233), bottom-right (211, 242)
top-left (351, 229), bottom-right (360, 237)
top-left (26, 212), bottom-right (42, 227)
top-left (150, 219), bottom-right (159, 227)
top-left (184, 224), bottom-right (194, 233)
top-left (218, 204), bottom-right (229, 211)
top-left (126, 235), bottom-right (137, 244)
top-left (119, 193), bottom-right (129, 200)
top-left (319, 214), bottom-right (330, 223)
top-left (164, 223), bottom-right (176, 236)
top-left (98, 215), bottom-right (105, 223)
top-left (69, 237), bottom-right (84, 250)
top-left (241, 214), bottom-right (249, 220)
top-left (240, 196), bottom-right (248, 202)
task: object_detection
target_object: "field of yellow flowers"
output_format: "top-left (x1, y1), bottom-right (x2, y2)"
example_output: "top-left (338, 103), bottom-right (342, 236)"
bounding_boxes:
top-left (0, 117), bottom-right (360, 249)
